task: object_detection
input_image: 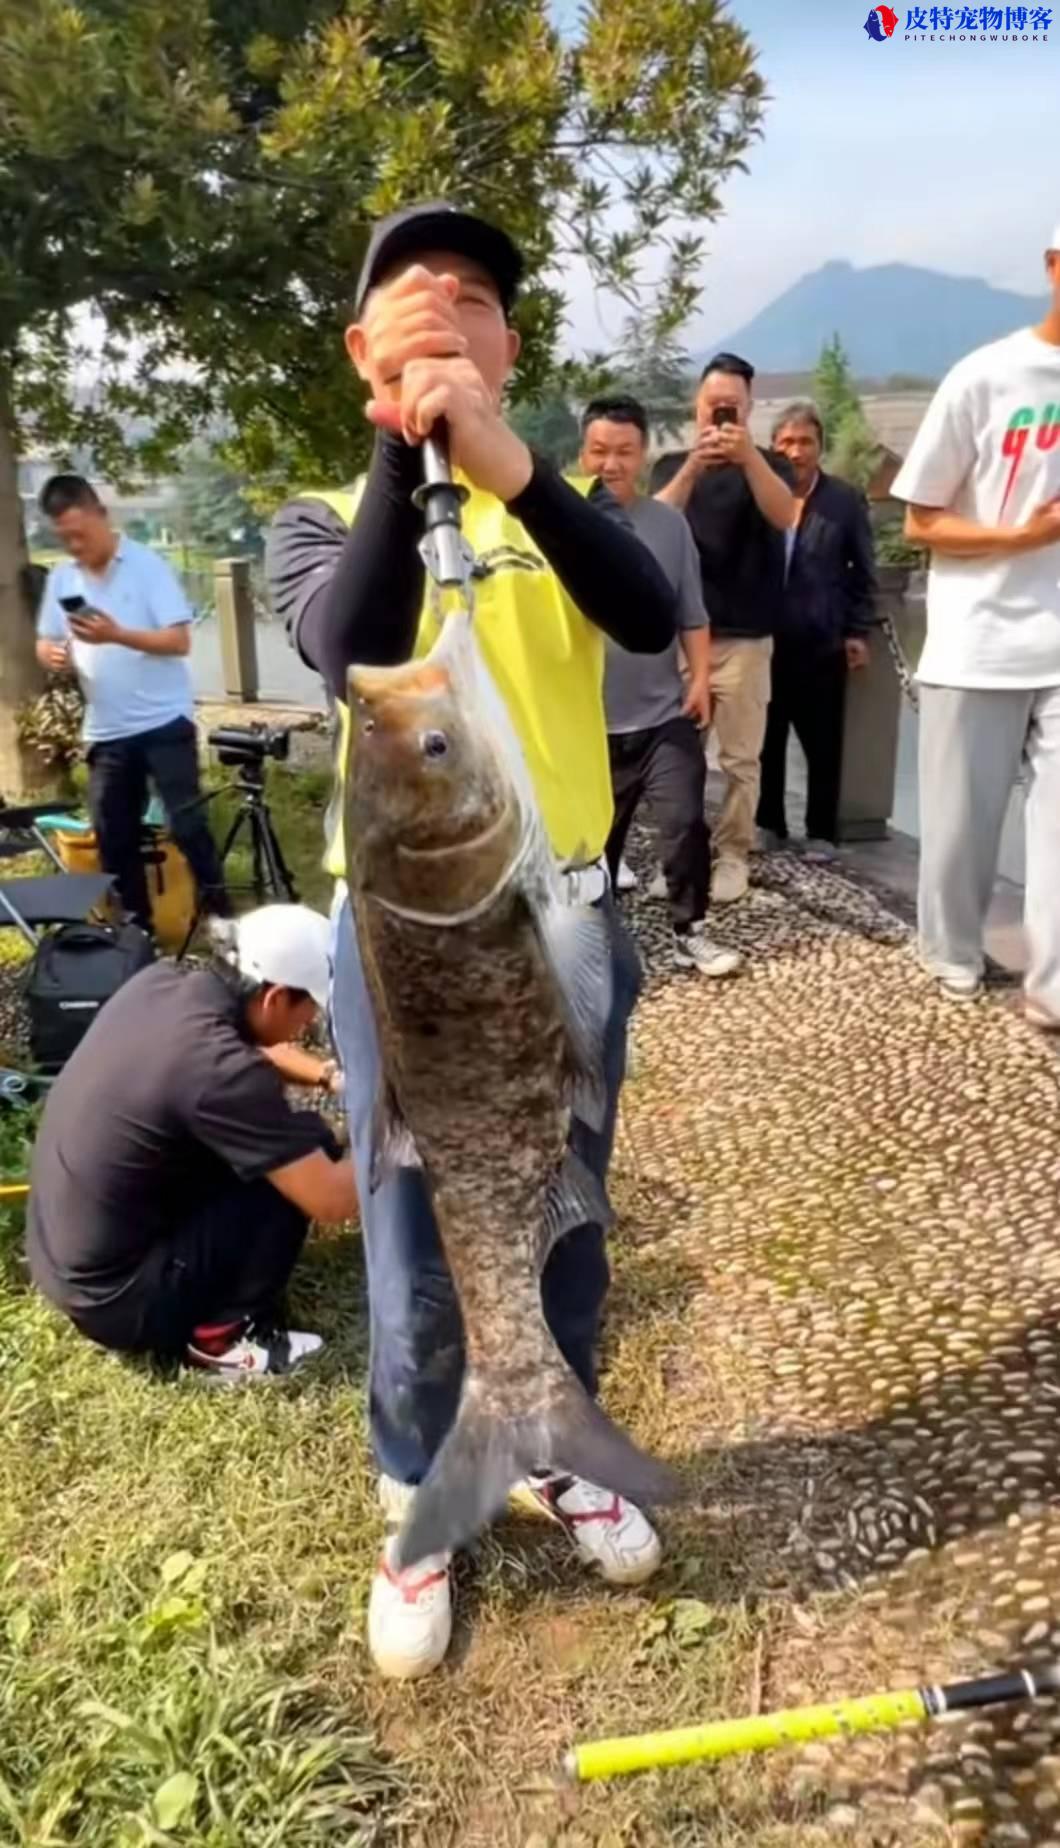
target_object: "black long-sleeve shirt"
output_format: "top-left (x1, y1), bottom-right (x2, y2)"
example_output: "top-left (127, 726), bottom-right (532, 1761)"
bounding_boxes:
top-left (781, 471), bottom-right (878, 654)
top-left (266, 435), bottom-right (678, 704)
top-left (649, 446), bottom-right (795, 641)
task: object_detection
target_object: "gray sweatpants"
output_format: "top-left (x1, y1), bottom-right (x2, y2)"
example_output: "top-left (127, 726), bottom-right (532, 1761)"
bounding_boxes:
top-left (918, 683), bottom-right (1060, 1014)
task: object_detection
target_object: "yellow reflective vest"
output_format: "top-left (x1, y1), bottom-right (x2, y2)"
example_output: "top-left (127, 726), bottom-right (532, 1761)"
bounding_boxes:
top-left (308, 478), bottom-right (614, 878)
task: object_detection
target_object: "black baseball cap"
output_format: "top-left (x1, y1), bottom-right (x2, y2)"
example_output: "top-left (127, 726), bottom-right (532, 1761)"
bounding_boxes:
top-left (353, 201), bottom-right (524, 316)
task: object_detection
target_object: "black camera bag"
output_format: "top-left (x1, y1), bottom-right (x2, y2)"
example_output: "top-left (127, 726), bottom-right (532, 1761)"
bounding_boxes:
top-left (23, 920), bottom-right (156, 1073)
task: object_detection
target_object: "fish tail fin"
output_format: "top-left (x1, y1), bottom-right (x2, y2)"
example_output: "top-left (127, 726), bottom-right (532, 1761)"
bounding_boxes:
top-left (393, 1364), bottom-right (679, 1569)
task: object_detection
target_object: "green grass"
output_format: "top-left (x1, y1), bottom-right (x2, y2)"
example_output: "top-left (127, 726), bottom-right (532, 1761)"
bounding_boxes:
top-left (0, 1141), bottom-right (399, 1847)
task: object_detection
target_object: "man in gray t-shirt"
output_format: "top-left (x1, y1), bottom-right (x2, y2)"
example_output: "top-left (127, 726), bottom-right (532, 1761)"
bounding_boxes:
top-left (581, 398), bottom-right (742, 980)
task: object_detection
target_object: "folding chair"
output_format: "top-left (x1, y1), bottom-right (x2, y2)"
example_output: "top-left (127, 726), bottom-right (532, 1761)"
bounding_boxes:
top-left (0, 803), bottom-right (117, 950)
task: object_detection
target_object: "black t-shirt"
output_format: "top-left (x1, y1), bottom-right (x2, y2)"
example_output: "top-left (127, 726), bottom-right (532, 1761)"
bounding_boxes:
top-left (650, 448), bottom-right (794, 639)
top-left (26, 962), bottom-right (329, 1313)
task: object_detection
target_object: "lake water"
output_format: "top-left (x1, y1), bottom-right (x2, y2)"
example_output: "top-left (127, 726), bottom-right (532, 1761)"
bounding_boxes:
top-left (191, 617), bottom-right (325, 711)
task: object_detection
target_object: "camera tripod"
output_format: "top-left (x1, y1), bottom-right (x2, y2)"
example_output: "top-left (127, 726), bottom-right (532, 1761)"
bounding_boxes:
top-left (176, 759), bottom-right (298, 958)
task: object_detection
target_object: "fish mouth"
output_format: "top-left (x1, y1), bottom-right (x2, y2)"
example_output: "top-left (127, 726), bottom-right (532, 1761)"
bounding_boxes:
top-left (395, 799), bottom-right (518, 866)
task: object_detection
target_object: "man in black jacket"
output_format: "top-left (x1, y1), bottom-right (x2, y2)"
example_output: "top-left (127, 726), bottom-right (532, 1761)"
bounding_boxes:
top-left (652, 354), bottom-right (795, 903)
top-left (756, 402), bottom-right (878, 859)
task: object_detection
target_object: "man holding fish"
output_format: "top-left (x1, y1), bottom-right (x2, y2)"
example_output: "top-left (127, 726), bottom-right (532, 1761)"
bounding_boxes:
top-left (267, 203), bottom-right (680, 1680)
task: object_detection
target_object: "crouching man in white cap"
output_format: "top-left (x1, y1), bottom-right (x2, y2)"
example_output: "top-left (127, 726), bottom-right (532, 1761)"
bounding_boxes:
top-left (26, 905), bottom-right (358, 1379)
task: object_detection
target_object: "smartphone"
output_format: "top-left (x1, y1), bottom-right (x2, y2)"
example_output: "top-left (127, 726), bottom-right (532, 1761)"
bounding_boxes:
top-left (712, 406), bottom-right (738, 429)
top-left (59, 594), bottom-right (87, 614)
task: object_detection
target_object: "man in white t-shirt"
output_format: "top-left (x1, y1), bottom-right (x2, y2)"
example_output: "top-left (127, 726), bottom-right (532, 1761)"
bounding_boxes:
top-left (891, 227), bottom-right (1060, 1024)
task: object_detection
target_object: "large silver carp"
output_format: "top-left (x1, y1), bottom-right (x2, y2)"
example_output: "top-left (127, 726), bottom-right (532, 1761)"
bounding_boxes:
top-left (343, 611), bottom-right (677, 1568)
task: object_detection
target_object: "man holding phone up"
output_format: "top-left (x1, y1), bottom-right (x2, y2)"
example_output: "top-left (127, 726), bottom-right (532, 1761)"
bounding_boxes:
top-left (36, 474), bottom-right (226, 930)
top-left (652, 354), bottom-right (795, 903)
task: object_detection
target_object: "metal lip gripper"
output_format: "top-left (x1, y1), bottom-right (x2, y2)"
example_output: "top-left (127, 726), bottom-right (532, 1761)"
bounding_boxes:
top-left (412, 431), bottom-right (477, 597)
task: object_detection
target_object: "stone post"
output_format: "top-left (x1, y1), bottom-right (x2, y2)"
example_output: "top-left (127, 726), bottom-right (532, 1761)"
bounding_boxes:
top-left (213, 558), bottom-right (258, 702)
top-left (836, 564), bottom-right (909, 842)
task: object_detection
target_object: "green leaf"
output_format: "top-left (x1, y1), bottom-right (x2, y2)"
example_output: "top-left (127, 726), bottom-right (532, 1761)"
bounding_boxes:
top-left (78, 1699), bottom-right (135, 1730)
top-left (6, 1605), bottom-right (31, 1648)
top-left (160, 1550), bottom-right (196, 1586)
top-left (180, 1560), bottom-right (208, 1595)
top-left (153, 1770), bottom-right (199, 1830)
top-left (134, 1595), bottom-right (208, 1648)
top-left (669, 1598), bottom-right (717, 1648)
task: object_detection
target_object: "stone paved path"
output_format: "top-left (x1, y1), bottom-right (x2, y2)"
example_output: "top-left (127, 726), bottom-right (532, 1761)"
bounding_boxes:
top-left (613, 838), bottom-right (1060, 1846)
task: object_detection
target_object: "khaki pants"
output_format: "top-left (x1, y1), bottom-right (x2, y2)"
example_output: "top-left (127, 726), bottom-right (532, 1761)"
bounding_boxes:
top-left (709, 636), bottom-right (773, 866)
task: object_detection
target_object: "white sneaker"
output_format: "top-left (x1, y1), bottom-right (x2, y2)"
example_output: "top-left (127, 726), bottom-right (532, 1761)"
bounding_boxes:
top-left (185, 1325), bottom-right (323, 1380)
top-left (711, 858), bottom-right (749, 904)
top-left (1026, 999), bottom-right (1060, 1031)
top-left (803, 837), bottom-right (838, 864)
top-left (937, 971), bottom-right (983, 1004)
top-left (521, 1473), bottom-right (662, 1586)
top-left (673, 928), bottom-right (743, 978)
top-left (647, 870), bottom-right (669, 900)
top-left (616, 858), bottom-right (638, 892)
top-left (755, 827), bottom-right (786, 853)
top-left (368, 1477), bottom-right (452, 1680)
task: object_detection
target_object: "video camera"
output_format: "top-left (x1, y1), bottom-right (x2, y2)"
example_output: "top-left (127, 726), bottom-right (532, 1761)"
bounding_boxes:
top-left (207, 724), bottom-right (291, 770)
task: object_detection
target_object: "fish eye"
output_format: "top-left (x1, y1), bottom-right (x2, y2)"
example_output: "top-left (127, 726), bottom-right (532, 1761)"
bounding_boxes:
top-left (421, 730), bottom-right (449, 760)
top-left (361, 717), bottom-right (375, 735)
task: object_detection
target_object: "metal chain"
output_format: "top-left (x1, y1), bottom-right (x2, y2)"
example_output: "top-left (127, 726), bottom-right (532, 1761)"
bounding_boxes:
top-left (878, 601), bottom-right (920, 714)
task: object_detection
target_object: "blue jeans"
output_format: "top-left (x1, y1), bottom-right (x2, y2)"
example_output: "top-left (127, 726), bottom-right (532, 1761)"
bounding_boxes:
top-left (330, 887), bottom-right (642, 1486)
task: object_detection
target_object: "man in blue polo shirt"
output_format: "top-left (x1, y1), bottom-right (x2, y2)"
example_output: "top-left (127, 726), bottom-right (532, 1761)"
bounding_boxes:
top-left (36, 474), bottom-right (226, 928)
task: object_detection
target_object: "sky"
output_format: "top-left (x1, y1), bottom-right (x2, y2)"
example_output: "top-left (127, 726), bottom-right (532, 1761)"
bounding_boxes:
top-left (552, 0), bottom-right (1057, 355)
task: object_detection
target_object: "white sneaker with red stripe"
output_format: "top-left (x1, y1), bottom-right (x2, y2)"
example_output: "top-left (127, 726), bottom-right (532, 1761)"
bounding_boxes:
top-left (367, 1477), bottom-right (452, 1680)
top-left (185, 1325), bottom-right (323, 1380)
top-left (521, 1473), bottom-right (662, 1585)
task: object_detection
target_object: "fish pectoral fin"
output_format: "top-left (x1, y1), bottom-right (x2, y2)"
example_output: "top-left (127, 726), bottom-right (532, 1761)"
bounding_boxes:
top-left (534, 900), bottom-right (612, 1132)
top-left (540, 1149), bottom-right (612, 1263)
top-left (368, 1081), bottom-right (422, 1192)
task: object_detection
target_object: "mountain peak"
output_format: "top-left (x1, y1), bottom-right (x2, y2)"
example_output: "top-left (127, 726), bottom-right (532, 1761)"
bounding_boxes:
top-left (703, 261), bottom-right (1043, 377)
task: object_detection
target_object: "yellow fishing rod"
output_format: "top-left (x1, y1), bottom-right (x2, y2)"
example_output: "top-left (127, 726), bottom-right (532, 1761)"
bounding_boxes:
top-left (564, 1663), bottom-right (1060, 1783)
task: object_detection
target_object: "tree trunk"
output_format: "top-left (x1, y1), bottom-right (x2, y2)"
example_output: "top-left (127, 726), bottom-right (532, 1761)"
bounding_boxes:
top-left (0, 360), bottom-right (46, 796)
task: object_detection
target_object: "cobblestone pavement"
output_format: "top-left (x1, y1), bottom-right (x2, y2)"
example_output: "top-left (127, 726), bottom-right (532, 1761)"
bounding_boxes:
top-left (612, 835), bottom-right (1060, 1847)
